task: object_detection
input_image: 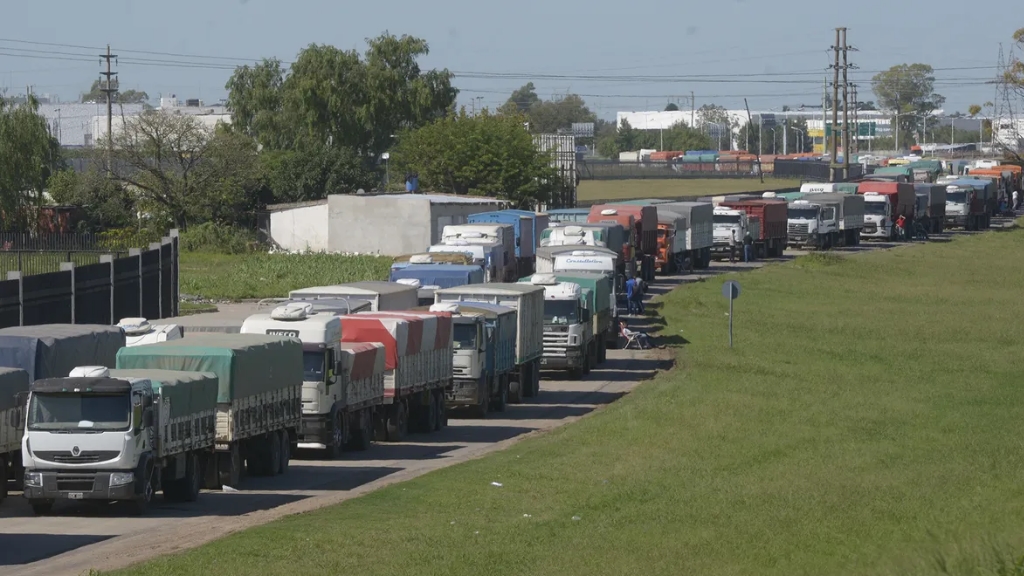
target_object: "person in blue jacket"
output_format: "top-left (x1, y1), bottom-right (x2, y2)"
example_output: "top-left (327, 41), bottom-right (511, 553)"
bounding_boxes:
top-left (625, 275), bottom-right (638, 316)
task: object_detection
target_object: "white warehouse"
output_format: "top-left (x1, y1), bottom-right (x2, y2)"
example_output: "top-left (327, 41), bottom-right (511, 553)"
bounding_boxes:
top-left (265, 193), bottom-right (510, 255)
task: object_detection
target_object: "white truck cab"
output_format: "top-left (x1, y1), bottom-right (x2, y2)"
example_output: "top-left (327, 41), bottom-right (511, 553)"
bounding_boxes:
top-left (240, 303), bottom-right (347, 455)
top-left (861, 192), bottom-right (894, 239)
top-left (786, 200), bottom-right (839, 249)
top-left (529, 274), bottom-right (591, 378)
top-left (712, 207), bottom-right (750, 250)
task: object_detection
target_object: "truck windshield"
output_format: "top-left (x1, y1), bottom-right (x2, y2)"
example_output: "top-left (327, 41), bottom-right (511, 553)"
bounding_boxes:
top-left (788, 208), bottom-right (820, 220)
top-left (544, 300), bottom-right (578, 325)
top-left (713, 214), bottom-right (741, 224)
top-left (821, 207), bottom-right (836, 220)
top-left (303, 351), bottom-right (325, 381)
top-left (864, 202), bottom-right (888, 215)
top-left (946, 191), bottom-right (968, 203)
top-left (28, 393), bottom-right (131, 431)
top-left (453, 323), bottom-right (477, 350)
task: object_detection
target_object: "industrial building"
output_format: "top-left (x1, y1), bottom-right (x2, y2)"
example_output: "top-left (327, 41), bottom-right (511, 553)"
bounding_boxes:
top-left (264, 193), bottom-right (510, 255)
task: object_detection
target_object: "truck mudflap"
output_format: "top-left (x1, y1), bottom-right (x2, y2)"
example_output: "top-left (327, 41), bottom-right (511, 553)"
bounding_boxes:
top-left (446, 379), bottom-right (485, 406)
top-left (297, 414), bottom-right (331, 447)
top-left (23, 469), bottom-right (137, 501)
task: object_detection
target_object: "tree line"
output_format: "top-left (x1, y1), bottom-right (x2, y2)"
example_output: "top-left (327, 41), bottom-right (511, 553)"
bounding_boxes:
top-left (2, 30), bottom-right (1021, 240)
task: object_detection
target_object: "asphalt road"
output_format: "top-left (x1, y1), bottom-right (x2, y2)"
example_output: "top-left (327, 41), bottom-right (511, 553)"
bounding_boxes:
top-left (1, 217), bottom-right (1016, 575)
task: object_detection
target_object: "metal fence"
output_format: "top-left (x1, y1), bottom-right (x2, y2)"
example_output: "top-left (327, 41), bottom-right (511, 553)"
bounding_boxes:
top-left (581, 160), bottom-right (772, 180)
top-left (773, 159), bottom-right (864, 181)
top-left (0, 231), bottom-right (179, 328)
top-left (0, 231), bottom-right (150, 276)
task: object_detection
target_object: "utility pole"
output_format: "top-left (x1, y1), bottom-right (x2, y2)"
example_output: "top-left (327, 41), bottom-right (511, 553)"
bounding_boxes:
top-left (840, 28), bottom-right (851, 180)
top-left (851, 84), bottom-right (859, 154)
top-left (829, 28), bottom-right (841, 182)
top-left (691, 90), bottom-right (695, 127)
top-left (99, 44), bottom-right (118, 171)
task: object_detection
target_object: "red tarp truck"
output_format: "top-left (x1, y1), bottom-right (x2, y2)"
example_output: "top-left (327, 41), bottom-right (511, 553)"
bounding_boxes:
top-left (717, 199), bottom-right (789, 258)
top-left (856, 181), bottom-right (916, 240)
top-left (588, 204), bottom-right (658, 282)
top-left (585, 207), bottom-right (637, 279)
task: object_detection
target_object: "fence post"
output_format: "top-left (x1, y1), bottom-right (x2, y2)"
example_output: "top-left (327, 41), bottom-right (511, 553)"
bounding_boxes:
top-left (129, 248), bottom-right (142, 317)
top-left (100, 254), bottom-right (114, 325)
top-left (150, 242), bottom-right (163, 319)
top-left (170, 229), bottom-right (179, 317)
top-left (6, 271), bottom-right (22, 326)
top-left (60, 262), bottom-right (75, 324)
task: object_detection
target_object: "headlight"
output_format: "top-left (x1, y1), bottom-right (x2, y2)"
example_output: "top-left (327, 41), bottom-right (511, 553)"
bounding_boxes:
top-left (24, 472), bottom-right (42, 488)
top-left (109, 472), bottom-right (135, 487)
top-left (568, 334), bottom-right (580, 346)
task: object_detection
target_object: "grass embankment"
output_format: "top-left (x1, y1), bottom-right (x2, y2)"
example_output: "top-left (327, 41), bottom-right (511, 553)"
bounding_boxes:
top-left (577, 177), bottom-right (801, 202)
top-left (179, 252), bottom-right (391, 301)
top-left (116, 226), bottom-right (1024, 576)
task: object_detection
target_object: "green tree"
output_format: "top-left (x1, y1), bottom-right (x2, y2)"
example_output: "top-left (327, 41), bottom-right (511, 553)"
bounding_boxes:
top-left (103, 113), bottom-right (262, 229)
top-left (47, 168), bottom-right (137, 231)
top-left (664, 103), bottom-right (679, 111)
top-left (80, 80), bottom-right (149, 104)
top-left (522, 94), bottom-right (597, 134)
top-left (0, 96), bottom-right (63, 229)
top-left (871, 63), bottom-right (945, 145)
top-left (262, 144), bottom-right (379, 204)
top-left (225, 33), bottom-right (457, 158)
top-left (394, 108), bottom-right (558, 207)
top-left (504, 83), bottom-right (541, 113)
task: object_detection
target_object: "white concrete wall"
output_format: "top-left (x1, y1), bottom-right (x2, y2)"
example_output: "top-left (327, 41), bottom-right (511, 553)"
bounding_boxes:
top-left (328, 195), bottom-right (435, 255)
top-left (269, 202), bottom-right (329, 252)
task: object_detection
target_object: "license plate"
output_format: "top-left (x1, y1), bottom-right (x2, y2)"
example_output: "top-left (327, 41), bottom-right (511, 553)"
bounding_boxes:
top-left (67, 492), bottom-right (84, 500)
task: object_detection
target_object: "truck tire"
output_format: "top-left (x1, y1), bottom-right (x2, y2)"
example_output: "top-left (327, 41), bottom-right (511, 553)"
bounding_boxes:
top-left (0, 456), bottom-right (7, 503)
top-left (219, 444), bottom-right (241, 489)
top-left (128, 466), bottom-right (156, 515)
top-left (184, 453), bottom-right (202, 501)
top-left (29, 499), bottom-right (54, 516)
top-left (532, 360), bottom-right (542, 397)
top-left (435, 390), bottom-right (448, 430)
top-left (386, 400), bottom-right (408, 442)
top-left (508, 377), bottom-right (523, 405)
top-left (492, 376), bottom-right (508, 413)
top-left (267, 432), bottom-right (282, 476)
top-left (423, 393), bottom-right (439, 431)
top-left (325, 411), bottom-right (344, 459)
top-left (473, 390), bottom-right (490, 418)
top-left (347, 409), bottom-right (374, 451)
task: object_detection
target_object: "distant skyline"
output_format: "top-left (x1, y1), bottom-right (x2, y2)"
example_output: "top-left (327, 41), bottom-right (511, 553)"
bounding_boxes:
top-left (1, 0), bottom-right (1020, 118)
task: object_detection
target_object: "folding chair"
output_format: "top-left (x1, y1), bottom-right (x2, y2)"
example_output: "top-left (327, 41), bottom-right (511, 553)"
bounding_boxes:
top-left (620, 325), bottom-right (650, 350)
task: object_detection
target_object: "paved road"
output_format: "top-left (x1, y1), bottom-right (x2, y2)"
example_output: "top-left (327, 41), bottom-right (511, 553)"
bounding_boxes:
top-left (2, 218), bottom-right (1015, 574)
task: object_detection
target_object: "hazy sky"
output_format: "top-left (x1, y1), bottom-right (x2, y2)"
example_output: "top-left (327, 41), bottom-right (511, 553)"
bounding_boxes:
top-left (1, 0), bottom-right (1020, 117)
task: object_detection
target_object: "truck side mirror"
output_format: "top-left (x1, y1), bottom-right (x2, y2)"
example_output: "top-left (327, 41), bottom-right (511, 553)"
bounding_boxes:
top-left (9, 403), bottom-right (19, 428)
top-left (143, 409), bottom-right (154, 428)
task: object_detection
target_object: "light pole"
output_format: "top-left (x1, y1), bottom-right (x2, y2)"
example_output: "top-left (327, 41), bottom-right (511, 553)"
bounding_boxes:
top-left (382, 152), bottom-right (391, 190)
top-left (791, 127), bottom-right (805, 153)
top-left (766, 127), bottom-right (777, 154)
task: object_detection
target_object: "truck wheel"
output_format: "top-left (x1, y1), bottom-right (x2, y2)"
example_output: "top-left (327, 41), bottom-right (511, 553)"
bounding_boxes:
top-left (325, 411), bottom-right (344, 459)
top-left (266, 432), bottom-right (282, 476)
top-left (474, 390), bottom-right (490, 418)
top-left (29, 499), bottom-right (54, 516)
top-left (347, 409), bottom-right (374, 451)
top-left (219, 444), bottom-right (241, 489)
top-left (184, 453), bottom-right (202, 502)
top-left (492, 376), bottom-right (508, 413)
top-left (508, 377), bottom-right (523, 405)
top-left (435, 391), bottom-right (448, 430)
top-left (128, 467), bottom-right (155, 515)
top-left (424, 393), bottom-right (439, 431)
top-left (0, 456), bottom-right (7, 502)
top-left (532, 361), bottom-right (542, 396)
top-left (385, 400), bottom-right (408, 442)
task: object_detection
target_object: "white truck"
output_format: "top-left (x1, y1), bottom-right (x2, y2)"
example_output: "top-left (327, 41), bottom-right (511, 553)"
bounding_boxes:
top-left (112, 334), bottom-right (302, 493)
top-left (428, 241), bottom-right (507, 283)
top-left (22, 366), bottom-right (220, 514)
top-left (288, 281), bottom-right (418, 312)
top-left (786, 200), bottom-right (840, 250)
top-left (712, 207), bottom-right (759, 259)
top-left (527, 274), bottom-right (594, 379)
top-left (434, 284), bottom-right (544, 404)
top-left (658, 201), bottom-right (714, 269)
top-left (118, 318), bottom-right (183, 345)
top-left (802, 193), bottom-right (865, 246)
top-left (799, 183), bottom-right (839, 194)
top-left (0, 367), bottom-right (29, 503)
top-left (440, 225), bottom-right (516, 282)
top-left (240, 303), bottom-right (385, 457)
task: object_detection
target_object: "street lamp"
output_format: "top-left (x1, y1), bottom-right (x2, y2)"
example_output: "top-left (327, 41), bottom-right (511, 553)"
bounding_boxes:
top-left (791, 127), bottom-right (805, 153)
top-left (766, 127), bottom-right (777, 154)
top-left (382, 152), bottom-right (391, 190)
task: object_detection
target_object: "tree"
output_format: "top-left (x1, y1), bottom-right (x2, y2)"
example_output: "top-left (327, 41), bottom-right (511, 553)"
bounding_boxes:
top-left (394, 108), bottom-right (558, 207)
top-left (47, 168), bottom-right (137, 231)
top-left (261, 144), bottom-right (379, 204)
top-left (103, 113), bottom-right (261, 229)
top-left (664, 103), bottom-right (679, 111)
top-left (696, 104), bottom-right (736, 150)
top-left (872, 64), bottom-right (945, 145)
top-left (80, 80), bottom-right (149, 104)
top-left (0, 96), bottom-right (63, 229)
top-left (520, 94), bottom-right (596, 134)
top-left (504, 83), bottom-right (540, 113)
top-left (225, 33), bottom-right (457, 159)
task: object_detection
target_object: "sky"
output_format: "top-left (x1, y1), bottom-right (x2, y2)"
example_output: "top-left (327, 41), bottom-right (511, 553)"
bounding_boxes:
top-left (1, 0), bottom-right (1020, 118)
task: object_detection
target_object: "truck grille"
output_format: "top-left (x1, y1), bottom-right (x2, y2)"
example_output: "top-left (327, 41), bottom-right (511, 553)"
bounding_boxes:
top-left (453, 366), bottom-right (471, 377)
top-left (34, 450), bottom-right (121, 464)
top-left (56, 475), bottom-right (96, 492)
top-left (788, 223), bottom-right (809, 235)
top-left (543, 332), bottom-right (569, 355)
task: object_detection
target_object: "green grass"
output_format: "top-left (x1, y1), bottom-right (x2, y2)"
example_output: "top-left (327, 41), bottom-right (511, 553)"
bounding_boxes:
top-left (179, 252), bottom-right (391, 300)
top-left (577, 177), bottom-right (802, 202)
top-left (112, 226), bottom-right (1024, 576)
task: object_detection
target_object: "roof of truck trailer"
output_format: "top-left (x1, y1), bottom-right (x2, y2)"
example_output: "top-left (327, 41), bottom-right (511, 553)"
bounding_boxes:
top-left (435, 283), bottom-right (543, 296)
top-left (291, 281), bottom-right (416, 297)
top-left (31, 376), bottom-right (134, 394)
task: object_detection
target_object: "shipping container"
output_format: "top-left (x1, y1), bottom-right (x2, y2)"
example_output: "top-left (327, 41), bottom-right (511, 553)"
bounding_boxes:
top-left (718, 199), bottom-right (789, 257)
top-left (0, 324), bottom-right (125, 380)
top-left (655, 201), bottom-right (714, 269)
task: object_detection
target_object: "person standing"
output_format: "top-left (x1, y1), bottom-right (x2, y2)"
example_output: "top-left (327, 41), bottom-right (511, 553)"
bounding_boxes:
top-left (1013, 189), bottom-right (1019, 211)
top-left (743, 231), bottom-right (753, 263)
top-left (625, 276), bottom-right (637, 316)
top-left (729, 230), bottom-right (737, 263)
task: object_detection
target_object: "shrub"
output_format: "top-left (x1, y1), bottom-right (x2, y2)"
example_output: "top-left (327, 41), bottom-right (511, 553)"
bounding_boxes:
top-left (179, 223), bottom-right (258, 254)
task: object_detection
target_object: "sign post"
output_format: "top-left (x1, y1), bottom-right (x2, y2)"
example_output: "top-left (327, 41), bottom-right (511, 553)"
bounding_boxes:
top-left (721, 280), bottom-right (741, 347)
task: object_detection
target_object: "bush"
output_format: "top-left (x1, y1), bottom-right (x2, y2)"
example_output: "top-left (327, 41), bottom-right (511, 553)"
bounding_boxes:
top-left (95, 228), bottom-right (163, 251)
top-left (179, 223), bottom-right (258, 254)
